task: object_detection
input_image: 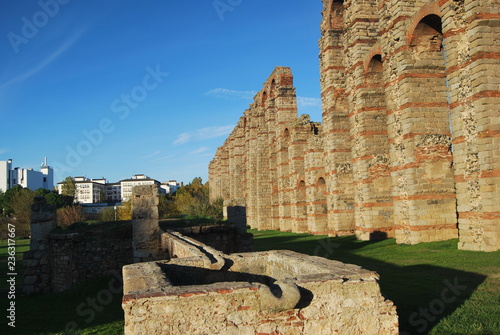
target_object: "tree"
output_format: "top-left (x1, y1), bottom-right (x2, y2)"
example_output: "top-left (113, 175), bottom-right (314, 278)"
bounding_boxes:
top-left (61, 176), bottom-right (76, 198)
top-left (10, 187), bottom-right (35, 236)
top-left (172, 178), bottom-right (223, 223)
top-left (57, 205), bottom-right (86, 227)
top-left (117, 200), bottom-right (132, 220)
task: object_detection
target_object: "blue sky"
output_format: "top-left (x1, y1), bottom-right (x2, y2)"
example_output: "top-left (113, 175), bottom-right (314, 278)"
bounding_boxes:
top-left (0, 0), bottom-right (323, 185)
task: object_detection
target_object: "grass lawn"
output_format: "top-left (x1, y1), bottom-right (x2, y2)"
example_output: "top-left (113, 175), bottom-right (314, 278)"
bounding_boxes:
top-left (250, 229), bottom-right (500, 335)
top-left (1, 230), bottom-right (498, 334)
top-left (1, 239), bottom-right (124, 335)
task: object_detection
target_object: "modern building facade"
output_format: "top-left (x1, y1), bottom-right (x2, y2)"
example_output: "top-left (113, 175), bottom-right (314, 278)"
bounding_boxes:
top-left (0, 158), bottom-right (54, 192)
top-left (160, 180), bottom-right (182, 195)
top-left (57, 174), bottom-right (173, 203)
top-left (120, 174), bottom-right (161, 202)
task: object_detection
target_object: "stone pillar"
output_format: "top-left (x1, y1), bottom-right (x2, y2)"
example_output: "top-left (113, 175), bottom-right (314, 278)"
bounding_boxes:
top-left (132, 185), bottom-right (159, 263)
top-left (223, 199), bottom-right (247, 233)
top-left (23, 196), bottom-right (56, 294)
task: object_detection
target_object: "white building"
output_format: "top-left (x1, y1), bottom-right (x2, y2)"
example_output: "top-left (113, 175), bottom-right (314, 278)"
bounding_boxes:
top-left (106, 183), bottom-right (122, 202)
top-left (0, 158), bottom-right (54, 192)
top-left (120, 174), bottom-right (161, 202)
top-left (58, 177), bottom-right (106, 204)
top-left (0, 159), bottom-right (13, 192)
top-left (57, 174), bottom-right (165, 204)
top-left (160, 180), bottom-right (182, 194)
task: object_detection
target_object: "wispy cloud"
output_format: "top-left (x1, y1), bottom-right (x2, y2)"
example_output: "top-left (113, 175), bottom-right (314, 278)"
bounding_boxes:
top-left (188, 147), bottom-right (210, 156)
top-left (173, 133), bottom-right (192, 146)
top-left (297, 97), bottom-right (321, 107)
top-left (149, 154), bottom-right (175, 162)
top-left (142, 151), bottom-right (161, 159)
top-left (0, 149), bottom-right (8, 155)
top-left (0, 28), bottom-right (86, 90)
top-left (205, 88), bottom-right (256, 100)
top-left (173, 125), bottom-right (234, 146)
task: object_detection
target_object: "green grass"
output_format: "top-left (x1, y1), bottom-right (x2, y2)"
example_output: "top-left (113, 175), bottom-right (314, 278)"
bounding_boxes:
top-left (0, 238), bottom-right (30, 292)
top-left (2, 276), bottom-right (124, 335)
top-left (250, 230), bottom-right (500, 335)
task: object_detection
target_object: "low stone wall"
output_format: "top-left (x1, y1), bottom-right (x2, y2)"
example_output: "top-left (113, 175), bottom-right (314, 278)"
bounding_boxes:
top-left (173, 224), bottom-right (254, 254)
top-left (23, 222), bottom-right (133, 294)
top-left (122, 250), bottom-right (398, 335)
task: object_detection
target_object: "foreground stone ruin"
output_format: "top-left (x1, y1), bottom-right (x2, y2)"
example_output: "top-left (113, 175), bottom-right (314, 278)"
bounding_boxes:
top-left (209, 0), bottom-right (500, 251)
top-left (122, 246), bottom-right (398, 334)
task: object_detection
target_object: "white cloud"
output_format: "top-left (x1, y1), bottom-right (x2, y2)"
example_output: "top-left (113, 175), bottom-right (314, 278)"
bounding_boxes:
top-left (142, 150), bottom-right (161, 159)
top-left (172, 125), bottom-right (234, 146)
top-left (0, 149), bottom-right (8, 155)
top-left (173, 133), bottom-right (192, 146)
top-left (0, 28), bottom-right (87, 90)
top-left (149, 154), bottom-right (175, 162)
top-left (205, 88), bottom-right (256, 100)
top-left (297, 97), bottom-right (321, 107)
top-left (188, 147), bottom-right (210, 156)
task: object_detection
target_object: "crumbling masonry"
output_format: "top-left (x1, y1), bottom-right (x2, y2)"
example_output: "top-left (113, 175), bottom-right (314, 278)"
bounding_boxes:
top-left (209, 0), bottom-right (500, 251)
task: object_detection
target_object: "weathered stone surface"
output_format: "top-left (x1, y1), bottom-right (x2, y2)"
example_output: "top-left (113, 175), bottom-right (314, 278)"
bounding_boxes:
top-left (209, 0), bottom-right (500, 252)
top-left (122, 250), bottom-right (398, 335)
top-left (132, 185), bottom-right (160, 262)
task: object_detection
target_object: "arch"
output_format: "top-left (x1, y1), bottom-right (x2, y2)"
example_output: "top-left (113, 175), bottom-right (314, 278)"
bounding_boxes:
top-left (284, 128), bottom-right (290, 142)
top-left (324, 0), bottom-right (344, 31)
top-left (406, 1), bottom-right (442, 45)
top-left (270, 79), bottom-right (277, 98)
top-left (317, 177), bottom-right (326, 186)
top-left (409, 14), bottom-right (443, 51)
top-left (262, 91), bottom-right (268, 105)
top-left (363, 43), bottom-right (382, 73)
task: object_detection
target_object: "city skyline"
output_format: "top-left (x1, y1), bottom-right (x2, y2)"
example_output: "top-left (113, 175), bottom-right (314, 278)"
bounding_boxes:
top-left (0, 1), bottom-right (323, 184)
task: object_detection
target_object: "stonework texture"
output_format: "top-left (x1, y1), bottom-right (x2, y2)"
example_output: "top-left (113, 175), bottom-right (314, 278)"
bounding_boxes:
top-left (122, 250), bottom-right (398, 335)
top-left (209, 0), bottom-right (500, 251)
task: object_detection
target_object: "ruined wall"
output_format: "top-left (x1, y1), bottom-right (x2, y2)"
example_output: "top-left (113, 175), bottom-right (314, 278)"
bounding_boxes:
top-left (23, 221), bottom-right (133, 295)
top-left (209, 0), bottom-right (499, 251)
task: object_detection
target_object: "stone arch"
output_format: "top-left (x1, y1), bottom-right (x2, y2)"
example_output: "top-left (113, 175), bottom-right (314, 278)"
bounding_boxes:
top-left (406, 1), bottom-right (442, 47)
top-left (409, 14), bottom-right (443, 52)
top-left (365, 54), bottom-right (383, 85)
top-left (283, 128), bottom-right (291, 144)
top-left (270, 79), bottom-right (277, 98)
top-left (324, 0), bottom-right (344, 31)
top-left (262, 91), bottom-right (268, 106)
top-left (363, 43), bottom-right (382, 74)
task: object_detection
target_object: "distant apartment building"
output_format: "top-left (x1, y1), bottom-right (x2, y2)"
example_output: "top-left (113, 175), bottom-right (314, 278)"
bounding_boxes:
top-left (120, 174), bottom-right (161, 202)
top-left (57, 177), bottom-right (107, 204)
top-left (57, 174), bottom-right (177, 203)
top-left (0, 158), bottom-right (54, 192)
top-left (160, 180), bottom-right (181, 195)
top-left (106, 183), bottom-right (122, 202)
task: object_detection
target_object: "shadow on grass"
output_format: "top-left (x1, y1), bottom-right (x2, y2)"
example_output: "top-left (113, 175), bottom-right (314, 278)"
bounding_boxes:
top-left (253, 232), bottom-right (487, 335)
top-left (1, 275), bottom-right (124, 335)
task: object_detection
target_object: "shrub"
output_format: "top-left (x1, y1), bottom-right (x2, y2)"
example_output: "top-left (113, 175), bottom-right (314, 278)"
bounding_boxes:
top-left (57, 205), bottom-right (86, 228)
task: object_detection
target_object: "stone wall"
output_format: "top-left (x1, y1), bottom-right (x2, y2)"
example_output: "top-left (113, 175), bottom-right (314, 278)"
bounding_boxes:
top-left (173, 225), bottom-right (254, 254)
top-left (209, 0), bottom-right (500, 251)
top-left (122, 250), bottom-right (398, 335)
top-left (23, 219), bottom-right (133, 294)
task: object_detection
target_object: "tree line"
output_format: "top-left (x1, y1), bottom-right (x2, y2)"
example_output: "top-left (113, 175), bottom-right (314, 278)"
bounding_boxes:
top-left (0, 177), bottom-right (223, 238)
